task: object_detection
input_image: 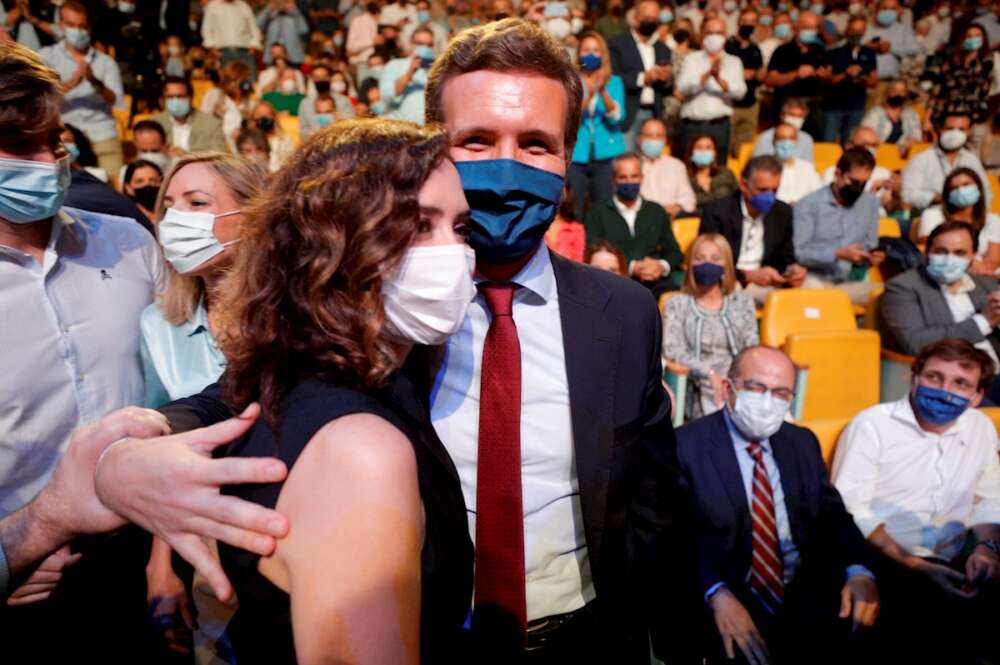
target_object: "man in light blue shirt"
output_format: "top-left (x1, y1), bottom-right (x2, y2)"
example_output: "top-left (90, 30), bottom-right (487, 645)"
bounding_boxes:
top-left (378, 26), bottom-right (435, 125)
top-left (795, 147), bottom-right (884, 304)
top-left (39, 2), bottom-right (124, 177)
top-left (862, 0), bottom-right (919, 103)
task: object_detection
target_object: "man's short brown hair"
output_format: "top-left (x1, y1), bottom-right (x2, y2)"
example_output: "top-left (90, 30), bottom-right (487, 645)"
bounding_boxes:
top-left (425, 18), bottom-right (583, 157)
top-left (912, 338), bottom-right (995, 392)
top-left (0, 41), bottom-right (63, 152)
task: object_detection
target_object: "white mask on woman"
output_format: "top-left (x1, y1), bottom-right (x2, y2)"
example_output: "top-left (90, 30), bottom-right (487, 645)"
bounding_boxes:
top-left (158, 207), bottom-right (241, 273)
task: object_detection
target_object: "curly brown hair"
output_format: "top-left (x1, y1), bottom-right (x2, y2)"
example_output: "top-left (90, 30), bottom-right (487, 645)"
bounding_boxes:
top-left (219, 118), bottom-right (450, 421)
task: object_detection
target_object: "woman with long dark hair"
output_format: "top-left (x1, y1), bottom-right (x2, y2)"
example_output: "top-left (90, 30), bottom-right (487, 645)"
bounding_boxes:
top-left (917, 166), bottom-right (1000, 275)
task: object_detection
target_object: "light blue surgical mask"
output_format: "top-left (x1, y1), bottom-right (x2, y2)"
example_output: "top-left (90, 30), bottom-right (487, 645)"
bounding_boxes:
top-left (692, 149), bottom-right (716, 166)
top-left (0, 156), bottom-right (71, 224)
top-left (760, 14), bottom-right (774, 25)
top-left (876, 9), bottom-right (896, 26)
top-left (417, 9), bottom-right (430, 22)
top-left (774, 23), bottom-right (792, 39)
top-left (165, 97), bottom-right (191, 119)
top-left (64, 27), bottom-right (91, 50)
top-left (774, 139), bottom-right (797, 162)
top-left (799, 28), bottom-right (818, 43)
top-left (65, 143), bottom-right (80, 163)
top-left (926, 253), bottom-right (970, 284)
top-left (964, 36), bottom-right (984, 51)
top-left (810, 2), bottom-right (825, 14)
top-left (414, 44), bottom-right (435, 67)
top-left (640, 138), bottom-right (666, 160)
top-left (659, 9), bottom-right (673, 23)
top-left (455, 158), bottom-right (564, 263)
top-left (157, 207), bottom-right (242, 274)
top-left (316, 113), bottom-right (333, 128)
top-left (369, 100), bottom-right (387, 115)
top-left (948, 184), bottom-right (981, 208)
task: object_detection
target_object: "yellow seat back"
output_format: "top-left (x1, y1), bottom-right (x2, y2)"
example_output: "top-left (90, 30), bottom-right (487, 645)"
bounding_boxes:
top-left (277, 113), bottom-right (301, 146)
top-left (875, 143), bottom-right (905, 172)
top-left (879, 217), bottom-right (901, 238)
top-left (801, 416), bottom-right (853, 467)
top-left (988, 173), bottom-right (1000, 215)
top-left (786, 330), bottom-right (881, 420)
top-left (732, 141), bottom-right (755, 180)
top-left (191, 79), bottom-right (213, 110)
top-left (813, 142), bottom-right (843, 174)
top-left (760, 288), bottom-right (857, 347)
top-left (908, 142), bottom-right (932, 160)
top-left (980, 407), bottom-right (1000, 436)
top-left (672, 216), bottom-right (700, 259)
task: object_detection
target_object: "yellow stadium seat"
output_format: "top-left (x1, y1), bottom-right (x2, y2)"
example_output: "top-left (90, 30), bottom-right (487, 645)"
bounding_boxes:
top-left (878, 217), bottom-right (901, 238)
top-left (671, 215), bottom-right (700, 259)
top-left (988, 173), bottom-right (1000, 215)
top-left (732, 141), bottom-right (755, 180)
top-left (812, 142), bottom-right (843, 175)
top-left (874, 143), bottom-right (905, 172)
top-left (907, 141), bottom-right (932, 160)
top-left (760, 288), bottom-right (856, 347)
top-left (191, 79), bottom-right (213, 109)
top-left (860, 288), bottom-right (915, 402)
top-left (785, 330), bottom-right (881, 419)
top-left (113, 107), bottom-right (130, 140)
top-left (277, 113), bottom-right (301, 146)
top-left (981, 407), bottom-right (1000, 436)
top-left (913, 102), bottom-right (927, 125)
top-left (801, 416), bottom-right (853, 467)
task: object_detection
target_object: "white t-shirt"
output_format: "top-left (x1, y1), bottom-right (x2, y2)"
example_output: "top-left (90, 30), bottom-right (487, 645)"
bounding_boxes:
top-left (918, 206), bottom-right (1000, 259)
top-left (777, 158), bottom-right (823, 205)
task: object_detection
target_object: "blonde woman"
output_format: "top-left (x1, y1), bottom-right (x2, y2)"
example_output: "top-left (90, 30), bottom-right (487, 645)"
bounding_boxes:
top-left (568, 31), bottom-right (626, 219)
top-left (662, 233), bottom-right (758, 420)
top-left (140, 152), bottom-right (267, 650)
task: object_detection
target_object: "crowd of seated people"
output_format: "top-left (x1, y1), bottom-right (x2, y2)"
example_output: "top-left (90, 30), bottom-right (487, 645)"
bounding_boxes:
top-left (3, 1), bottom-right (1000, 665)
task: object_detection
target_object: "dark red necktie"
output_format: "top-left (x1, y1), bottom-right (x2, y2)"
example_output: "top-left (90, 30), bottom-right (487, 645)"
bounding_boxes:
top-left (747, 441), bottom-right (784, 614)
top-left (475, 282), bottom-right (526, 636)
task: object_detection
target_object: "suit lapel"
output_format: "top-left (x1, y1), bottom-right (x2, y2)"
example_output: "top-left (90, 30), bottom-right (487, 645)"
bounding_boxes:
top-left (707, 414), bottom-right (752, 550)
top-left (769, 429), bottom-right (805, 549)
top-left (727, 195), bottom-right (744, 259)
top-left (550, 251), bottom-right (618, 577)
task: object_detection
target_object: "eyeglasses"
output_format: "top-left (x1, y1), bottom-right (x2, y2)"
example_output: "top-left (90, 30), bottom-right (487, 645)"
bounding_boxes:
top-left (733, 378), bottom-right (794, 402)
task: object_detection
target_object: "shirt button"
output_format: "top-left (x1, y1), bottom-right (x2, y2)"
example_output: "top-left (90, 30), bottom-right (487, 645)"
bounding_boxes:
top-left (78, 373), bottom-right (85, 382)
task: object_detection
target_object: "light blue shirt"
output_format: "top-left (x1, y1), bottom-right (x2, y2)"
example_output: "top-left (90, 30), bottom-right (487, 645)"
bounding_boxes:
top-left (139, 300), bottom-right (226, 408)
top-left (862, 22), bottom-right (919, 79)
top-left (752, 127), bottom-right (814, 163)
top-left (379, 56), bottom-right (427, 125)
top-left (793, 184), bottom-right (879, 280)
top-left (39, 41), bottom-right (124, 143)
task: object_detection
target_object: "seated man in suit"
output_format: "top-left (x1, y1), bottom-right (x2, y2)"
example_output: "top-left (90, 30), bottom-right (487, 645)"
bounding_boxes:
top-left (832, 337), bottom-right (1000, 664)
top-left (699, 155), bottom-right (807, 304)
top-left (678, 346), bottom-right (879, 664)
top-left (152, 76), bottom-right (229, 156)
top-left (585, 152), bottom-right (683, 295)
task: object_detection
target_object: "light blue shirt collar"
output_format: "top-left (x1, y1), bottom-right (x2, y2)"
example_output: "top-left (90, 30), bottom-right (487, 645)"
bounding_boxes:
top-left (722, 406), bottom-right (773, 454)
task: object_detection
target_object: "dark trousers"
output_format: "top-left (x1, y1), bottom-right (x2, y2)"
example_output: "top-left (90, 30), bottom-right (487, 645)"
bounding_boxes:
top-left (821, 109), bottom-right (865, 144)
top-left (567, 158), bottom-right (614, 221)
top-left (679, 117), bottom-right (731, 165)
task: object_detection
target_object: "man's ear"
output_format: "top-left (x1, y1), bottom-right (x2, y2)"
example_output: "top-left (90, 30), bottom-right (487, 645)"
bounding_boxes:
top-left (970, 389), bottom-right (985, 410)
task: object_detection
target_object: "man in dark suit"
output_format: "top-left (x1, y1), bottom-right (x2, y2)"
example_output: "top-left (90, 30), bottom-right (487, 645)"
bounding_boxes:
top-left (698, 155), bottom-right (807, 304)
top-left (677, 346), bottom-right (879, 665)
top-left (157, 18), bottom-right (683, 665)
top-left (881, 220), bottom-right (1000, 359)
top-left (585, 153), bottom-right (683, 296)
top-left (608, 0), bottom-right (672, 149)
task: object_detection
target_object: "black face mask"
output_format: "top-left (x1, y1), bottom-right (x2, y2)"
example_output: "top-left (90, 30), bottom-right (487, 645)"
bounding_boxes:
top-left (255, 116), bottom-right (275, 133)
top-left (838, 181), bottom-right (865, 206)
top-left (673, 28), bottom-right (690, 43)
top-left (638, 19), bottom-right (659, 37)
top-left (191, 58), bottom-right (205, 68)
top-left (886, 95), bottom-right (905, 108)
top-left (738, 25), bottom-right (755, 39)
top-left (445, 4), bottom-right (456, 14)
top-left (611, 4), bottom-right (623, 16)
top-left (846, 34), bottom-right (862, 46)
top-left (131, 184), bottom-right (159, 211)
top-left (314, 80), bottom-right (331, 94)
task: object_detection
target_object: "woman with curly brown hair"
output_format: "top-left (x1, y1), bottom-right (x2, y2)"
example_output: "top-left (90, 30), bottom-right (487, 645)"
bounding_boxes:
top-left (215, 118), bottom-right (476, 665)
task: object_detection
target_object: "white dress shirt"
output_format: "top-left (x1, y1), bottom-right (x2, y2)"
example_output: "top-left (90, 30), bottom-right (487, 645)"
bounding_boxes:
top-left (346, 11), bottom-right (378, 64)
top-left (736, 198), bottom-right (765, 272)
top-left (776, 157), bottom-right (823, 204)
top-left (201, 0), bottom-right (262, 50)
top-left (170, 119), bottom-right (193, 152)
top-left (430, 243), bottom-right (595, 621)
top-left (0, 209), bottom-right (164, 515)
top-left (902, 147), bottom-right (993, 210)
top-left (632, 31), bottom-right (657, 107)
top-left (939, 274), bottom-right (1000, 370)
top-left (640, 154), bottom-right (697, 212)
top-left (832, 397), bottom-right (1000, 560)
top-left (676, 49), bottom-right (746, 120)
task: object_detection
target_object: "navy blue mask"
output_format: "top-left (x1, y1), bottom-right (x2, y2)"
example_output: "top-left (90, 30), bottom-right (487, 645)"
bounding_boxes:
top-left (913, 384), bottom-right (971, 425)
top-left (616, 182), bottom-right (641, 202)
top-left (455, 159), bottom-right (564, 263)
top-left (693, 262), bottom-right (725, 285)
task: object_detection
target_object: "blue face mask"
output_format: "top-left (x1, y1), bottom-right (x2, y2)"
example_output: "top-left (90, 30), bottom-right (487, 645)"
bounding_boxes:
top-left (659, 9), bottom-right (673, 23)
top-left (316, 113), bottom-right (333, 128)
top-left (760, 15), bottom-right (774, 26)
top-left (749, 190), bottom-right (777, 215)
top-left (640, 139), bottom-right (665, 159)
top-left (798, 28), bottom-right (818, 43)
top-left (926, 253), bottom-right (970, 284)
top-left (0, 156), bottom-right (71, 224)
top-left (165, 97), bottom-right (191, 119)
top-left (964, 36), bottom-right (984, 51)
top-left (417, 9), bottom-right (431, 22)
top-left (774, 139), bottom-right (797, 162)
top-left (948, 184), bottom-right (981, 208)
top-left (693, 262), bottom-right (725, 285)
top-left (65, 142), bottom-right (80, 163)
top-left (456, 159), bottom-right (564, 263)
top-left (369, 100), bottom-right (387, 115)
top-left (616, 182), bottom-right (641, 202)
top-left (774, 23), bottom-right (792, 39)
top-left (580, 53), bottom-right (602, 72)
top-left (64, 27), bottom-right (91, 50)
top-left (913, 384), bottom-right (971, 425)
top-left (876, 9), bottom-right (896, 26)
top-left (810, 3), bottom-right (825, 13)
top-left (414, 44), bottom-right (435, 67)
top-left (691, 149), bottom-right (715, 167)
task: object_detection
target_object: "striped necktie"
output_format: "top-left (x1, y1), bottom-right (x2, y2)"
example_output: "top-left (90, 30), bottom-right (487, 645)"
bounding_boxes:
top-left (747, 441), bottom-right (784, 614)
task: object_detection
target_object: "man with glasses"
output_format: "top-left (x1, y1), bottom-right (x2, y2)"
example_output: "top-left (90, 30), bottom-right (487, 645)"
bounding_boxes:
top-left (677, 345), bottom-right (879, 664)
top-left (832, 337), bottom-right (1000, 664)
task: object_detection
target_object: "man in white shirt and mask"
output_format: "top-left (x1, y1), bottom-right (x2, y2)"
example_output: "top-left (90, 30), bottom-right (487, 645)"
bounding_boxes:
top-left (902, 111), bottom-right (992, 210)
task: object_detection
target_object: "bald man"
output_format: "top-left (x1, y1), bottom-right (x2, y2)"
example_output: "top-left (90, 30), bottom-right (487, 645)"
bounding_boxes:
top-left (677, 346), bottom-right (879, 664)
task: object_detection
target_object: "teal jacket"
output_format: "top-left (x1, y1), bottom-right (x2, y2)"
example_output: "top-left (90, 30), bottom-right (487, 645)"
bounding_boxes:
top-left (571, 74), bottom-right (627, 164)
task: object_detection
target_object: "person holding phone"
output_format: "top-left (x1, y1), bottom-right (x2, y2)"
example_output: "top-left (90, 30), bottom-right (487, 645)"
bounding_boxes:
top-left (378, 26), bottom-right (437, 124)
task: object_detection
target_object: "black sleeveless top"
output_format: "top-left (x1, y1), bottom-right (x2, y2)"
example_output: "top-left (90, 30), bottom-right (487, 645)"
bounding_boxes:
top-left (218, 372), bottom-right (474, 664)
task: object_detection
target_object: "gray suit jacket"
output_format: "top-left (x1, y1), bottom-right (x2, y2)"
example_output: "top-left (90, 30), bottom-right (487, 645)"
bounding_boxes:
top-left (880, 267), bottom-right (1000, 356)
top-left (151, 110), bottom-right (228, 154)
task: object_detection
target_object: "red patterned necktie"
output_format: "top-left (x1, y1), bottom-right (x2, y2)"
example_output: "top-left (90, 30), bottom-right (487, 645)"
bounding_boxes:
top-left (747, 441), bottom-right (784, 614)
top-left (475, 283), bottom-right (526, 636)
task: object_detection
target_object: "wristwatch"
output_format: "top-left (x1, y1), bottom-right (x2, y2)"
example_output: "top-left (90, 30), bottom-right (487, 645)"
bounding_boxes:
top-left (974, 539), bottom-right (1000, 557)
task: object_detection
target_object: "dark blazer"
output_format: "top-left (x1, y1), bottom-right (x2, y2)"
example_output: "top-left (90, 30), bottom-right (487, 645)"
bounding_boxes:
top-left (64, 169), bottom-right (154, 236)
top-left (676, 411), bottom-right (868, 604)
top-left (608, 31), bottom-right (672, 132)
top-left (698, 192), bottom-right (795, 281)
top-left (585, 198), bottom-right (683, 295)
top-left (160, 248), bottom-right (684, 664)
top-left (881, 266), bottom-right (1000, 357)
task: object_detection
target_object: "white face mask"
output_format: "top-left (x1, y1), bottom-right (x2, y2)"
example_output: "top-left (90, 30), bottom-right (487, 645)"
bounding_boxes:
top-left (331, 79), bottom-right (348, 94)
top-left (545, 17), bottom-right (572, 41)
top-left (570, 16), bottom-right (585, 34)
top-left (703, 33), bottom-right (726, 53)
top-left (281, 79), bottom-right (296, 94)
top-left (729, 390), bottom-right (790, 441)
top-left (158, 207), bottom-right (241, 274)
top-left (382, 244), bottom-right (476, 345)
top-left (939, 128), bottom-right (968, 151)
top-left (781, 114), bottom-right (805, 130)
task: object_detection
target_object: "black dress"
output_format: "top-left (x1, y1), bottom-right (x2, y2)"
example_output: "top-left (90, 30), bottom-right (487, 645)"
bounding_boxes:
top-left (218, 372), bottom-right (474, 664)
